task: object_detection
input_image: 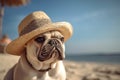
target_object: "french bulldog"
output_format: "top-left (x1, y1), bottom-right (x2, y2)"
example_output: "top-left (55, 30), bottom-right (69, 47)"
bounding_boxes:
top-left (4, 30), bottom-right (66, 80)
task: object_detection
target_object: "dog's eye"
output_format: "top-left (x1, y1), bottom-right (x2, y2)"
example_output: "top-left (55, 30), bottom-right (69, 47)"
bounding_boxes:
top-left (35, 37), bottom-right (45, 43)
top-left (60, 37), bottom-right (64, 42)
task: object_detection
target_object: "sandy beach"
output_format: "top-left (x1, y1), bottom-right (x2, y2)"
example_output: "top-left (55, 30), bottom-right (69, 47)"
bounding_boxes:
top-left (0, 54), bottom-right (120, 80)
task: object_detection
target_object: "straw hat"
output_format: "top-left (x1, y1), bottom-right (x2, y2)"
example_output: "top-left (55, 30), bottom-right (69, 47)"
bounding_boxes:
top-left (5, 11), bottom-right (73, 56)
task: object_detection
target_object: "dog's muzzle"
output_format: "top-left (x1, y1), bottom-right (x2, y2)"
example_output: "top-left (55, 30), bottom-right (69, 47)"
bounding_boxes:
top-left (38, 39), bottom-right (64, 61)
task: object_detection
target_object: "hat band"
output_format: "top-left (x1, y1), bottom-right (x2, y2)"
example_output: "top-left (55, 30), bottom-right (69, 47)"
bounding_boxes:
top-left (19, 19), bottom-right (51, 36)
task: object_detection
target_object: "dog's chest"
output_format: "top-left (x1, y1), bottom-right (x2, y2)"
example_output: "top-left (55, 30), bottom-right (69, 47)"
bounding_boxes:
top-left (30, 72), bottom-right (57, 80)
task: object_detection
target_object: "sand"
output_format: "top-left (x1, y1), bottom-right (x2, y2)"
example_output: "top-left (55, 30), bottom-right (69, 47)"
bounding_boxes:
top-left (0, 54), bottom-right (120, 80)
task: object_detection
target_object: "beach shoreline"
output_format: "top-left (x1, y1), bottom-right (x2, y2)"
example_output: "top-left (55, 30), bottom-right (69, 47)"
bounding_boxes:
top-left (0, 54), bottom-right (120, 80)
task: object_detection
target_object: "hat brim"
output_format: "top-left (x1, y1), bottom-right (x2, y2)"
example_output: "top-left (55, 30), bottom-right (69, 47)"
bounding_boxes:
top-left (5, 22), bottom-right (73, 56)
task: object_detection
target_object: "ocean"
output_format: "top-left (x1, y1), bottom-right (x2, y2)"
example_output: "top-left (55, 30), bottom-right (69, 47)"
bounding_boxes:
top-left (65, 53), bottom-right (120, 64)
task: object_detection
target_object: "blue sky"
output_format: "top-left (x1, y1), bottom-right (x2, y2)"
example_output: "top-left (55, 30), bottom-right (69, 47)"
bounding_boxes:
top-left (2, 0), bottom-right (120, 54)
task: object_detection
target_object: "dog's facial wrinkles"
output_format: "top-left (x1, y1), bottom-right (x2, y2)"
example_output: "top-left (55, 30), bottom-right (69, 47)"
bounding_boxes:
top-left (38, 38), bottom-right (64, 61)
top-left (34, 31), bottom-right (64, 62)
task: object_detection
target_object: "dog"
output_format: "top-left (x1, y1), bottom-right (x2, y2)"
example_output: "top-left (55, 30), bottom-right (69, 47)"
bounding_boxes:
top-left (4, 30), bottom-right (66, 80)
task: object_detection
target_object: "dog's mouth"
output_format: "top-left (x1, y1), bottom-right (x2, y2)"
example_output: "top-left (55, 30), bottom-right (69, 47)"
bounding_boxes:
top-left (38, 39), bottom-right (64, 61)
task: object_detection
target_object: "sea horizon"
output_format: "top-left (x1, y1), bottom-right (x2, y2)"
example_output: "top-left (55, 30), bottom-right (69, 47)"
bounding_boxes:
top-left (65, 53), bottom-right (120, 64)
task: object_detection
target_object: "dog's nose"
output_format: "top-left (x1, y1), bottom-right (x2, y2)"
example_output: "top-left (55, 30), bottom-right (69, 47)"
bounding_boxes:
top-left (48, 40), bottom-right (54, 45)
top-left (48, 39), bottom-right (57, 46)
